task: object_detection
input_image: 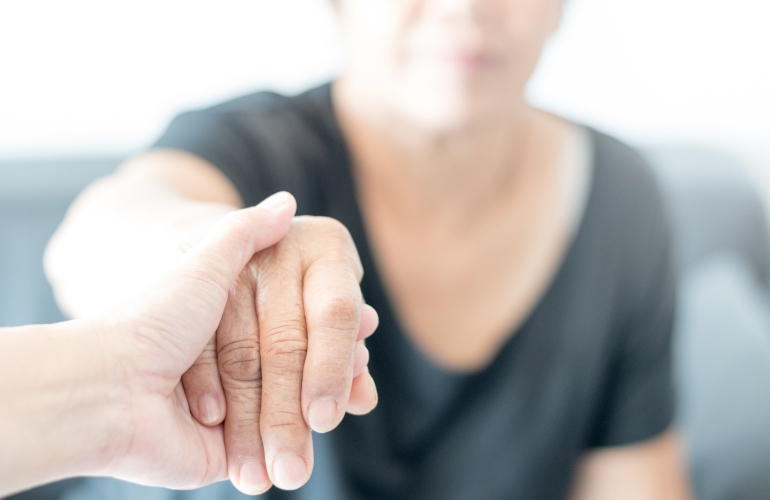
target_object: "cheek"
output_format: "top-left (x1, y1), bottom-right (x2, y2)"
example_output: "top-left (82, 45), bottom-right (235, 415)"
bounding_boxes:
top-left (337, 0), bottom-right (560, 126)
top-left (339, 0), bottom-right (413, 79)
top-left (505, 0), bottom-right (561, 48)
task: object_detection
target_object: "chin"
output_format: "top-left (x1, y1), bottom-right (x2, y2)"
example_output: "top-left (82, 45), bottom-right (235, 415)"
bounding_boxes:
top-left (394, 83), bottom-right (514, 134)
top-left (390, 66), bottom-right (520, 133)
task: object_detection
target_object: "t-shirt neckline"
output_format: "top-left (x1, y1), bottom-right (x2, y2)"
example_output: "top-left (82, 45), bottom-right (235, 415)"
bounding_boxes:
top-left (312, 82), bottom-right (600, 380)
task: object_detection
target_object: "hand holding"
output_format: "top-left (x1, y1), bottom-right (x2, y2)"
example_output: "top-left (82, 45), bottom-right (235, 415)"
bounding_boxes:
top-left (181, 215), bottom-right (379, 493)
top-left (99, 192), bottom-right (297, 488)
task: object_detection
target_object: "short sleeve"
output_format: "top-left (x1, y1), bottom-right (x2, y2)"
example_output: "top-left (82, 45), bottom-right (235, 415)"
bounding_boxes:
top-left (152, 108), bottom-right (270, 207)
top-left (588, 140), bottom-right (678, 448)
top-left (149, 87), bottom-right (337, 213)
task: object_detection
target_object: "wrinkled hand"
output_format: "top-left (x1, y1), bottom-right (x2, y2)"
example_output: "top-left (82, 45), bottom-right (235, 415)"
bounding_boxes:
top-left (180, 214), bottom-right (379, 493)
top-left (101, 192), bottom-right (296, 488)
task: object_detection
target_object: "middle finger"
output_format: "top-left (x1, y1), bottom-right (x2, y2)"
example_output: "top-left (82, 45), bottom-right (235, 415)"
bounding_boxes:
top-left (255, 246), bottom-right (313, 491)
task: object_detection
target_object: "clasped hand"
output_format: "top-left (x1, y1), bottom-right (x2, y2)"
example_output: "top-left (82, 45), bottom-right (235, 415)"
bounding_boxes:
top-left (99, 192), bottom-right (377, 494)
top-left (179, 201), bottom-right (379, 494)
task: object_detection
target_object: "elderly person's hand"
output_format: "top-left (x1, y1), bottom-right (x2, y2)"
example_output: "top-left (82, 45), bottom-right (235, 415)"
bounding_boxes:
top-left (1, 192), bottom-right (299, 496)
top-left (43, 165), bottom-right (379, 494)
top-left (180, 215), bottom-right (379, 494)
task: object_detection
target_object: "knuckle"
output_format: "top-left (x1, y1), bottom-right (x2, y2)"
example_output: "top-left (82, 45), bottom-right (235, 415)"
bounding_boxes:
top-left (313, 294), bottom-right (360, 332)
top-left (218, 339), bottom-right (261, 382)
top-left (295, 216), bottom-right (350, 243)
top-left (261, 335), bottom-right (307, 370)
top-left (256, 215), bottom-right (364, 279)
top-left (222, 378), bottom-right (263, 397)
top-left (316, 218), bottom-right (356, 250)
top-left (298, 220), bottom-right (363, 279)
top-left (314, 218), bottom-right (363, 277)
top-left (262, 317), bottom-right (306, 341)
top-left (316, 216), bottom-right (348, 235)
top-left (224, 382), bottom-right (264, 403)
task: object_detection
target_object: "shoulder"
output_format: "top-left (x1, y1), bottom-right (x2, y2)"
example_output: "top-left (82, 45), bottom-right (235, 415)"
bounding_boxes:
top-left (182, 84), bottom-right (336, 149)
top-left (154, 84), bottom-right (342, 210)
top-left (205, 85), bottom-right (325, 118)
top-left (581, 128), bottom-right (675, 308)
top-left (201, 88), bottom-right (291, 115)
top-left (585, 128), bottom-right (671, 252)
top-left (589, 129), bottom-right (665, 220)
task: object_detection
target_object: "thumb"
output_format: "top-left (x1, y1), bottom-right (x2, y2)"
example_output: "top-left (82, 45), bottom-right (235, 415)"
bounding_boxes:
top-left (129, 192), bottom-right (296, 373)
top-left (177, 191), bottom-right (296, 297)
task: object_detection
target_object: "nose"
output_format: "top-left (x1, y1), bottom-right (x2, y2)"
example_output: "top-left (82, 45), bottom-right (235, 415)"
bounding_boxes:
top-left (424, 0), bottom-right (500, 23)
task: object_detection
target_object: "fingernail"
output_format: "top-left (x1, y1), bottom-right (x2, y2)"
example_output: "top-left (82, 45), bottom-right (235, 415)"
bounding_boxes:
top-left (258, 191), bottom-right (291, 212)
top-left (272, 453), bottom-right (308, 490)
top-left (308, 397), bottom-right (339, 433)
top-left (238, 461), bottom-right (269, 494)
top-left (197, 395), bottom-right (220, 424)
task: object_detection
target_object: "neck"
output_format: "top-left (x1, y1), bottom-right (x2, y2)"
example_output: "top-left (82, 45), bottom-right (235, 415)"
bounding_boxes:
top-left (333, 79), bottom-right (535, 223)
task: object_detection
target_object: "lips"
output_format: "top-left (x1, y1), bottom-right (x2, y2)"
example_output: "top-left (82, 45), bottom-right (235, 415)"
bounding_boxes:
top-left (441, 50), bottom-right (499, 70)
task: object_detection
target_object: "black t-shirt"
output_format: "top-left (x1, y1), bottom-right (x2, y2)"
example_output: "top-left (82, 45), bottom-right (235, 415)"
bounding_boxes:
top-left (153, 84), bottom-right (676, 500)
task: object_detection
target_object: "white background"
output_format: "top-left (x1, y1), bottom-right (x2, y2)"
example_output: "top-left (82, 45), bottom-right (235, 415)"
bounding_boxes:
top-left (0, 0), bottom-right (768, 163)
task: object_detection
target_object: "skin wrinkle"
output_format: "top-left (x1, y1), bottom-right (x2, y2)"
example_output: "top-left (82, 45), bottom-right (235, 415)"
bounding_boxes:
top-left (226, 407), bottom-right (262, 422)
top-left (191, 345), bottom-right (218, 366)
top-left (217, 342), bottom-right (262, 383)
top-left (260, 338), bottom-right (308, 369)
top-left (262, 412), bottom-right (308, 429)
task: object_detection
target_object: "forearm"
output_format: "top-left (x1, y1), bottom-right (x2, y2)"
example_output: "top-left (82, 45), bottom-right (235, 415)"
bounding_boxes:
top-left (569, 431), bottom-right (692, 500)
top-left (44, 172), bottom-right (237, 317)
top-left (0, 320), bottom-right (128, 497)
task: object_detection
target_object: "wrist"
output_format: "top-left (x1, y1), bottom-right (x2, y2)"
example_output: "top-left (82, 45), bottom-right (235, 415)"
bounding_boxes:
top-left (0, 319), bottom-right (132, 494)
top-left (69, 316), bottom-right (135, 474)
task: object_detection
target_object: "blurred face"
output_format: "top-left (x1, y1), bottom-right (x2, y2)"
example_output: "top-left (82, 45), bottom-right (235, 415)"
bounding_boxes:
top-left (334, 0), bottom-right (563, 132)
